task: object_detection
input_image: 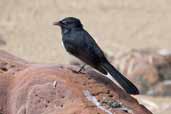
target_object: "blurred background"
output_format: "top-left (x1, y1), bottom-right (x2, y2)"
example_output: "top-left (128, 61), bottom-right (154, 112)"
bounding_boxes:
top-left (0, 0), bottom-right (171, 114)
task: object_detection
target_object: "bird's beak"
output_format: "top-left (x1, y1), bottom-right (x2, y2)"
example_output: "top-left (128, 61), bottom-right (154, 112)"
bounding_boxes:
top-left (53, 21), bottom-right (61, 26)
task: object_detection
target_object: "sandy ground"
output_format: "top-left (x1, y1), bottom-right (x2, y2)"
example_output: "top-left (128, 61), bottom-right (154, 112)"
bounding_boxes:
top-left (0, 0), bottom-right (171, 64)
top-left (0, 0), bottom-right (171, 114)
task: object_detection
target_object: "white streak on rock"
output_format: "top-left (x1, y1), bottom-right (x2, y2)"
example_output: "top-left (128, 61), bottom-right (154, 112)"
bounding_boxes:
top-left (83, 90), bottom-right (113, 114)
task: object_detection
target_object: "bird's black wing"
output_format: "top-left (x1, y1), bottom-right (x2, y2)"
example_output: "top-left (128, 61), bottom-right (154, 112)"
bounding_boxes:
top-left (76, 30), bottom-right (108, 74)
top-left (63, 29), bottom-right (107, 74)
top-left (82, 30), bottom-right (106, 60)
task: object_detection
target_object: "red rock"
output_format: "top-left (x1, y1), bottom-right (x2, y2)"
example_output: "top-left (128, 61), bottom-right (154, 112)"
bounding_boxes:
top-left (150, 80), bottom-right (171, 96)
top-left (0, 50), bottom-right (152, 114)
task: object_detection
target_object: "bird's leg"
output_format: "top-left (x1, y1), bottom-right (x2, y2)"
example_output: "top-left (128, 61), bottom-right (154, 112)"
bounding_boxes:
top-left (77, 64), bottom-right (86, 73)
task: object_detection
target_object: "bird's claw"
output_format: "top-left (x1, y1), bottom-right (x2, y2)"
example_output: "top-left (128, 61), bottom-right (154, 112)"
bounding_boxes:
top-left (73, 64), bottom-right (86, 74)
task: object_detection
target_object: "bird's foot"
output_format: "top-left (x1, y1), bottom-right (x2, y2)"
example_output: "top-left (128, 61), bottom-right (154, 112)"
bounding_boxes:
top-left (73, 64), bottom-right (86, 74)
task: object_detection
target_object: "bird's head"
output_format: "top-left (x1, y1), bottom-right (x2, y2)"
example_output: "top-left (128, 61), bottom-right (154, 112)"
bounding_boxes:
top-left (54, 17), bottom-right (83, 30)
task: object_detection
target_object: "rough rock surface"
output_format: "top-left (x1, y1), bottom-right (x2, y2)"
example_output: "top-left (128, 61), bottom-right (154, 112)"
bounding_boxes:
top-left (0, 50), bottom-right (152, 114)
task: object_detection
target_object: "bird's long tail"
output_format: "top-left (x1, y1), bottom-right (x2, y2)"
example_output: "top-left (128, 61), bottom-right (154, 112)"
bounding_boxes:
top-left (101, 61), bottom-right (139, 95)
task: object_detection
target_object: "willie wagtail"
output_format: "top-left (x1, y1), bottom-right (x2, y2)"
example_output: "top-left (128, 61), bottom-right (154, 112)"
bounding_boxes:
top-left (54, 17), bottom-right (139, 94)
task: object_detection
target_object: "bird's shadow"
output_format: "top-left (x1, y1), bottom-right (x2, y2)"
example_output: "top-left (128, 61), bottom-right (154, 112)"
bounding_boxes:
top-left (79, 66), bottom-right (125, 93)
top-left (87, 69), bottom-right (113, 85)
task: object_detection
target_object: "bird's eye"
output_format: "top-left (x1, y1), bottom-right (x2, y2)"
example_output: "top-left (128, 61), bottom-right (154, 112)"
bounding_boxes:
top-left (62, 21), bottom-right (67, 24)
top-left (62, 21), bottom-right (70, 25)
top-left (62, 20), bottom-right (73, 25)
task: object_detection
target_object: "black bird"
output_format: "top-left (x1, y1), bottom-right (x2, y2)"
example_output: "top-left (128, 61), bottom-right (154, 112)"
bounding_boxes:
top-left (54, 17), bottom-right (139, 94)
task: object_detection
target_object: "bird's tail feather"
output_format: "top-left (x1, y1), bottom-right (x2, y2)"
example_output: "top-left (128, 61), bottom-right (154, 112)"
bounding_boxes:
top-left (102, 62), bottom-right (139, 95)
